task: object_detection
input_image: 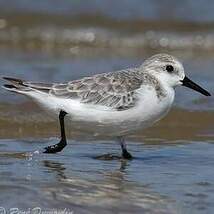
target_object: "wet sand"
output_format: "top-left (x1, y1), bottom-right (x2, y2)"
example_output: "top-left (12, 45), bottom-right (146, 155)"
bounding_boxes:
top-left (0, 140), bottom-right (214, 214)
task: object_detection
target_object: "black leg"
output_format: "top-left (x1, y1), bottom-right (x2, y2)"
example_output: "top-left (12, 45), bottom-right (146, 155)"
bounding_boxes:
top-left (43, 110), bottom-right (68, 154)
top-left (118, 137), bottom-right (133, 160)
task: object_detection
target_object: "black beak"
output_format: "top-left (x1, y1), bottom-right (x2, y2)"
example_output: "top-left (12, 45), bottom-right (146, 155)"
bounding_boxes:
top-left (181, 76), bottom-right (211, 96)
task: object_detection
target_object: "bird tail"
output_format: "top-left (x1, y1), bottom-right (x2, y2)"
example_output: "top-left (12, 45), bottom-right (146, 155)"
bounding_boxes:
top-left (2, 76), bottom-right (53, 94)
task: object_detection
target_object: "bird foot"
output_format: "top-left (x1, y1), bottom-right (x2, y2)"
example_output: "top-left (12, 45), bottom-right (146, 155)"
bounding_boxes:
top-left (43, 140), bottom-right (66, 154)
top-left (122, 150), bottom-right (133, 160)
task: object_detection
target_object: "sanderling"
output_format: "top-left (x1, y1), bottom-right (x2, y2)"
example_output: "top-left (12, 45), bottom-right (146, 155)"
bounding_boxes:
top-left (2, 54), bottom-right (211, 159)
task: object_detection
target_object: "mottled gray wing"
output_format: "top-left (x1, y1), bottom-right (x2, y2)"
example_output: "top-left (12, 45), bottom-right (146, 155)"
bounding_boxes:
top-left (50, 69), bottom-right (143, 110)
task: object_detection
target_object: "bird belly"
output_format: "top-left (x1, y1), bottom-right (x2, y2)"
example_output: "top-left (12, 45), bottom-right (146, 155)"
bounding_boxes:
top-left (31, 87), bottom-right (174, 137)
top-left (65, 88), bottom-right (174, 136)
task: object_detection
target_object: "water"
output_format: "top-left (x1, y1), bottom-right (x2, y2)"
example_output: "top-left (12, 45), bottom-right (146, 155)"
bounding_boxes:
top-left (1, 140), bottom-right (214, 214)
top-left (0, 1), bottom-right (214, 214)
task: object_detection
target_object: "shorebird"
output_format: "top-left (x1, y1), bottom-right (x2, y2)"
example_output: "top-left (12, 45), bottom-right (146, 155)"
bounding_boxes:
top-left (2, 54), bottom-right (211, 159)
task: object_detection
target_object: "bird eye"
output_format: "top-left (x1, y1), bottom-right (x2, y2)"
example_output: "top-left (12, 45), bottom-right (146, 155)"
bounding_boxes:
top-left (166, 65), bottom-right (174, 73)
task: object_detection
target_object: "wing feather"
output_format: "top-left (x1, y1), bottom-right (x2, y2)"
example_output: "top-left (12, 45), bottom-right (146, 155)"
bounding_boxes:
top-left (49, 68), bottom-right (142, 110)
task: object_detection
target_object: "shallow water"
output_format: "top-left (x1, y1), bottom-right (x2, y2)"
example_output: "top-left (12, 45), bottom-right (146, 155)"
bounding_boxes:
top-left (0, 1), bottom-right (214, 214)
top-left (0, 50), bottom-right (213, 214)
top-left (1, 139), bottom-right (214, 214)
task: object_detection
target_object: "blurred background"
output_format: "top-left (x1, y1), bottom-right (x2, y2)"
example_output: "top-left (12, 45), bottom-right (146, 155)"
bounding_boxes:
top-left (0, 1), bottom-right (214, 213)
